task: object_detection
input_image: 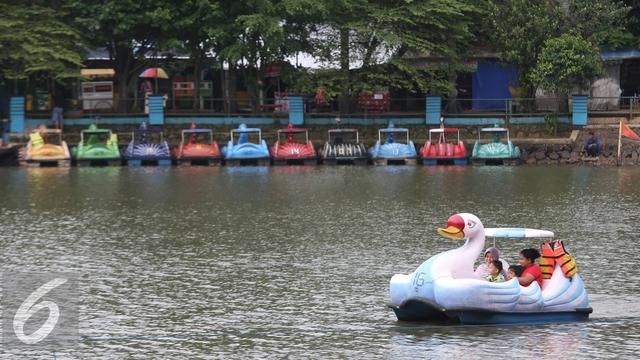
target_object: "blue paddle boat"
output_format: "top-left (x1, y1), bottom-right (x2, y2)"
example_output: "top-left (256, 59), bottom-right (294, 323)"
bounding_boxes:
top-left (221, 124), bottom-right (270, 165)
top-left (368, 122), bottom-right (417, 165)
top-left (389, 213), bottom-right (591, 325)
top-left (124, 122), bottom-right (171, 166)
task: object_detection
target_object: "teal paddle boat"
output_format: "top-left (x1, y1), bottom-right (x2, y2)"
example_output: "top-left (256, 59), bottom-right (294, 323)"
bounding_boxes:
top-left (471, 127), bottom-right (521, 165)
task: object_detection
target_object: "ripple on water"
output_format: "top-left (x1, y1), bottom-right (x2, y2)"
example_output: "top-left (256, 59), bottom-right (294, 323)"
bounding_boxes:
top-left (0, 166), bottom-right (639, 358)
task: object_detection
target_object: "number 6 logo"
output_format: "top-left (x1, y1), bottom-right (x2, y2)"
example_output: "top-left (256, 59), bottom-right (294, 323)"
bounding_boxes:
top-left (13, 278), bottom-right (67, 344)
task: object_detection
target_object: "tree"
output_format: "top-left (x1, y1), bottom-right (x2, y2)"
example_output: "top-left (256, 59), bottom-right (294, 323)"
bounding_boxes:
top-left (214, 0), bottom-right (323, 110)
top-left (622, 0), bottom-right (640, 46)
top-left (567, 0), bottom-right (630, 48)
top-left (530, 34), bottom-right (604, 96)
top-left (488, 0), bottom-right (563, 98)
top-left (153, 0), bottom-right (224, 108)
top-left (0, 1), bottom-right (84, 90)
top-left (307, 0), bottom-right (484, 102)
top-left (488, 0), bottom-right (629, 98)
top-left (70, 0), bottom-right (169, 111)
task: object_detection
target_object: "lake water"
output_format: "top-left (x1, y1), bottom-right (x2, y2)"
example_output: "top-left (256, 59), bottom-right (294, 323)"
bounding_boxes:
top-left (1, 166), bottom-right (639, 358)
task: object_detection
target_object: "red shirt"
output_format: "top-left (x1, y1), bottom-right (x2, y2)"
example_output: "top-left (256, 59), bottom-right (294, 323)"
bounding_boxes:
top-left (522, 265), bottom-right (543, 288)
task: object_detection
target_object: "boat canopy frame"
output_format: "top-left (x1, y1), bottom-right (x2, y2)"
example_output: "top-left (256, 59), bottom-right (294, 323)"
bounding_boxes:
top-left (484, 227), bottom-right (555, 247)
top-left (181, 129), bottom-right (213, 145)
top-left (230, 127), bottom-right (262, 144)
top-left (428, 128), bottom-right (461, 143)
top-left (277, 127), bottom-right (309, 144)
top-left (478, 127), bottom-right (510, 143)
top-left (378, 128), bottom-right (410, 144)
top-left (33, 128), bottom-right (64, 144)
top-left (328, 128), bottom-right (359, 144)
top-left (131, 128), bottom-right (165, 144)
top-left (80, 128), bottom-right (113, 144)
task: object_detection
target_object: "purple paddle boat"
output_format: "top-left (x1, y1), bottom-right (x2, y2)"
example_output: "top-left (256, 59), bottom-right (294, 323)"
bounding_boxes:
top-left (124, 122), bottom-right (171, 166)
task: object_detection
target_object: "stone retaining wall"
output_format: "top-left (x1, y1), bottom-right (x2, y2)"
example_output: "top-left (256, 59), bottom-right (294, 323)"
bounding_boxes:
top-left (516, 126), bottom-right (640, 166)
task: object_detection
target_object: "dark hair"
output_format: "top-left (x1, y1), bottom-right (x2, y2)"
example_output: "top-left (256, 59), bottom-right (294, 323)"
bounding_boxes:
top-left (509, 265), bottom-right (524, 277)
top-left (520, 248), bottom-right (541, 262)
top-left (588, 131), bottom-right (595, 136)
top-left (491, 260), bottom-right (503, 272)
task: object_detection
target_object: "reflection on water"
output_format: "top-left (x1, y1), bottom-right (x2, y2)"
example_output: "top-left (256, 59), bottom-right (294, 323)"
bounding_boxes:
top-left (0, 166), bottom-right (639, 358)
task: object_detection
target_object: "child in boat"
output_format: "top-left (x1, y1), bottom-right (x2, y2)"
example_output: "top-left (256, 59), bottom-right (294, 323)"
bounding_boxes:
top-left (475, 247), bottom-right (509, 279)
top-left (486, 260), bottom-right (505, 282)
top-left (507, 265), bottom-right (524, 280)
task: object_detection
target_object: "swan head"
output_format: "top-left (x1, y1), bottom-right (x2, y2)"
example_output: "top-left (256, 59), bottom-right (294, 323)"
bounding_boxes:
top-left (437, 213), bottom-right (484, 240)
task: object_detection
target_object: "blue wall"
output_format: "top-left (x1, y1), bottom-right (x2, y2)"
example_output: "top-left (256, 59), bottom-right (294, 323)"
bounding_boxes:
top-left (472, 60), bottom-right (519, 111)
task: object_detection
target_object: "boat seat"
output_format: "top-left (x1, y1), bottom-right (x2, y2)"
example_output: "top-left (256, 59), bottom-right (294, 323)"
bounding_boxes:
top-left (30, 132), bottom-right (44, 149)
top-left (107, 133), bottom-right (118, 146)
top-left (446, 143), bottom-right (454, 156)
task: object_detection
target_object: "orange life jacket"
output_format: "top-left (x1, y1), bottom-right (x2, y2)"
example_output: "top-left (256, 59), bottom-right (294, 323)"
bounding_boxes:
top-left (540, 240), bottom-right (577, 279)
top-left (539, 242), bottom-right (555, 279)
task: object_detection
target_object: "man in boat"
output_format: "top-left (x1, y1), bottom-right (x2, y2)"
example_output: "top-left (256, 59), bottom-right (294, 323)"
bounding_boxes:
top-left (582, 131), bottom-right (601, 157)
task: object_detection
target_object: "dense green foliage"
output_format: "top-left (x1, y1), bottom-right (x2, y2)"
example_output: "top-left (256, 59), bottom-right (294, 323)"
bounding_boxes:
top-left (1, 0), bottom-right (639, 101)
top-left (0, 2), bottom-right (84, 80)
top-left (531, 34), bottom-right (604, 96)
top-left (489, 0), bottom-right (629, 97)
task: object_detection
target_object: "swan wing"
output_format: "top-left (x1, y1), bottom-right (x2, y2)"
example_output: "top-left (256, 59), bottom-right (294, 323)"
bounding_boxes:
top-left (433, 277), bottom-right (520, 311)
top-left (513, 281), bottom-right (543, 311)
top-left (542, 265), bottom-right (589, 311)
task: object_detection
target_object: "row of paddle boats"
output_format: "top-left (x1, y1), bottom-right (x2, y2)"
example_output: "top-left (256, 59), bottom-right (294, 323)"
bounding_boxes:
top-left (20, 122), bottom-right (521, 166)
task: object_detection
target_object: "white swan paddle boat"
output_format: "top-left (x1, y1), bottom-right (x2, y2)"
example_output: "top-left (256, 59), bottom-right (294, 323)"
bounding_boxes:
top-left (388, 213), bottom-right (592, 325)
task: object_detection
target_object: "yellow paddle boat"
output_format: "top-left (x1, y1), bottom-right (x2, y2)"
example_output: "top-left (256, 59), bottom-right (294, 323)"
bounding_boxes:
top-left (21, 127), bottom-right (71, 166)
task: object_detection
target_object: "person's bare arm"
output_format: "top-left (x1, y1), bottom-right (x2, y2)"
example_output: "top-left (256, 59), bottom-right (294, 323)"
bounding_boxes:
top-left (518, 274), bottom-right (534, 286)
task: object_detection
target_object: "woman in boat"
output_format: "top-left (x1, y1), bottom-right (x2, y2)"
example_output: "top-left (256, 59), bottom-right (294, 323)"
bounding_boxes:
top-left (517, 248), bottom-right (543, 287)
top-left (475, 247), bottom-right (509, 279)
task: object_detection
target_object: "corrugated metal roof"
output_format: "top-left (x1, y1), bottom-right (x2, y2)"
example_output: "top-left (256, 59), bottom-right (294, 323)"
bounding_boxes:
top-left (601, 48), bottom-right (640, 61)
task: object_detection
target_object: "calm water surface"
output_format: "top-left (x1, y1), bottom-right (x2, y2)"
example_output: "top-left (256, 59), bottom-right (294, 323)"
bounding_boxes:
top-left (0, 166), bottom-right (639, 358)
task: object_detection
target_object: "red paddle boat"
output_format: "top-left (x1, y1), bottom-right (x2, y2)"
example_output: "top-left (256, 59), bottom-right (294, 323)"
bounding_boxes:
top-left (270, 123), bottom-right (317, 165)
top-left (172, 123), bottom-right (221, 165)
top-left (420, 128), bottom-right (468, 165)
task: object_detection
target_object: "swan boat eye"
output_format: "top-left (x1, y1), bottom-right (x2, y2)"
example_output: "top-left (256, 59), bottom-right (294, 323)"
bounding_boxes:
top-left (467, 220), bottom-right (476, 228)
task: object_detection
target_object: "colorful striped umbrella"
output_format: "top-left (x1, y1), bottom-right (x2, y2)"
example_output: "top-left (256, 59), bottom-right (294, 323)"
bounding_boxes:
top-left (139, 68), bottom-right (168, 94)
top-left (139, 67), bottom-right (168, 79)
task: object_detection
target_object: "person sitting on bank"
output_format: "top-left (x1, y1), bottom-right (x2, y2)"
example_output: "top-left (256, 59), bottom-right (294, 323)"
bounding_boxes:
top-left (475, 247), bottom-right (509, 279)
top-left (583, 131), bottom-right (601, 157)
top-left (486, 260), bottom-right (505, 282)
top-left (518, 248), bottom-right (543, 288)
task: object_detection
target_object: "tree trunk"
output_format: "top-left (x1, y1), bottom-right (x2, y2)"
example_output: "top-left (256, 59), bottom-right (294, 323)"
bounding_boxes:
top-left (193, 52), bottom-right (201, 111)
top-left (226, 64), bottom-right (237, 113)
top-left (339, 27), bottom-right (349, 72)
top-left (339, 27), bottom-right (351, 113)
top-left (445, 66), bottom-right (460, 114)
top-left (362, 35), bottom-right (378, 68)
top-left (113, 44), bottom-right (133, 113)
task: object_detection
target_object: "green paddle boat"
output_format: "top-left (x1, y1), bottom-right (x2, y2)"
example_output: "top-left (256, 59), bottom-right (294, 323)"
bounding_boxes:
top-left (72, 124), bottom-right (122, 166)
